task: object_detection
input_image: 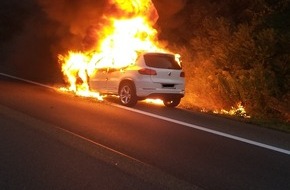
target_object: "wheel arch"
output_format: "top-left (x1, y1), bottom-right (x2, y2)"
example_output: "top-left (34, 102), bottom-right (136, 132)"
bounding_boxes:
top-left (118, 78), bottom-right (136, 93)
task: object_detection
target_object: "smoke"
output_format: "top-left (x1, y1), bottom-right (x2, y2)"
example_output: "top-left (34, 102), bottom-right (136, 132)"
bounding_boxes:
top-left (37, 0), bottom-right (107, 52)
top-left (0, 0), bottom-right (188, 82)
top-left (153, 0), bottom-right (187, 29)
top-left (35, 0), bottom-right (188, 54)
top-left (1, 0), bottom-right (108, 82)
top-left (0, 0), bottom-right (57, 82)
top-left (153, 0), bottom-right (186, 19)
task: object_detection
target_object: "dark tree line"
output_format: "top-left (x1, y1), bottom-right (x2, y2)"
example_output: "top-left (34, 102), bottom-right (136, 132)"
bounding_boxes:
top-left (156, 0), bottom-right (290, 122)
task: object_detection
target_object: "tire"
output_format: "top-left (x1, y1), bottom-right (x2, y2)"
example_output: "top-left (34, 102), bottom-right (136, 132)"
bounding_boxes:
top-left (119, 82), bottom-right (137, 107)
top-left (163, 98), bottom-right (181, 108)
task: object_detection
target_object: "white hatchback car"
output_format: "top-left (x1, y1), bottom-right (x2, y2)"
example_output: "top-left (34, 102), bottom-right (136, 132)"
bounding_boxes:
top-left (89, 52), bottom-right (185, 107)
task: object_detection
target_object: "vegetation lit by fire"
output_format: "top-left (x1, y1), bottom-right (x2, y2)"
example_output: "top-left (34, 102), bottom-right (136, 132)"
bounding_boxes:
top-left (156, 0), bottom-right (290, 122)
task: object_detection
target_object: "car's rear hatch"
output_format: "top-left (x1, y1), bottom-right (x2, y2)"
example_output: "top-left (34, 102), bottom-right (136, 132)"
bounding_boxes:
top-left (143, 53), bottom-right (184, 84)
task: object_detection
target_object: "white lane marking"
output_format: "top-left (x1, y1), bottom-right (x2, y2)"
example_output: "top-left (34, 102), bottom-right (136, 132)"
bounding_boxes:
top-left (0, 72), bottom-right (55, 90)
top-left (1, 72), bottom-right (290, 155)
top-left (113, 105), bottom-right (290, 155)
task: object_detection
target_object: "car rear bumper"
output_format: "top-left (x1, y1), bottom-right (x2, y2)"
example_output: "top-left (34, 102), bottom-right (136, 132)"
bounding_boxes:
top-left (135, 82), bottom-right (185, 98)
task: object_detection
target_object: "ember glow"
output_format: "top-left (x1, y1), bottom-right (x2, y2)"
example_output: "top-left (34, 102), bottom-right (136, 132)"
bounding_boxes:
top-left (58, 0), bottom-right (168, 101)
top-left (214, 102), bottom-right (251, 118)
top-left (144, 98), bottom-right (164, 105)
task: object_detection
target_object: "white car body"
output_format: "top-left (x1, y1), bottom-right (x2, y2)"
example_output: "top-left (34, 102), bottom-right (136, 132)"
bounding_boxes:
top-left (89, 52), bottom-right (185, 107)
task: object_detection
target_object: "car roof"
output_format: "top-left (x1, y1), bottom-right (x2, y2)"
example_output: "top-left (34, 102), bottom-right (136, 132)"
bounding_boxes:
top-left (141, 52), bottom-right (175, 56)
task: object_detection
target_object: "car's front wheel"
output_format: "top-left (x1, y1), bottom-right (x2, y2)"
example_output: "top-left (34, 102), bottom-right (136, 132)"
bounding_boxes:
top-left (119, 82), bottom-right (137, 107)
top-left (163, 98), bottom-right (181, 108)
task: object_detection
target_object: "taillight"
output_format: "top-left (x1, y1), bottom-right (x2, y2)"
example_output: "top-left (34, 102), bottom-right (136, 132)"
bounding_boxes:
top-left (138, 68), bottom-right (157, 75)
top-left (180, 71), bottom-right (185, 77)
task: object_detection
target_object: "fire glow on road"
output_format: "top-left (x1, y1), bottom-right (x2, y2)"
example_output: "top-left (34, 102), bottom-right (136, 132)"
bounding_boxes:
top-left (0, 72), bottom-right (289, 156)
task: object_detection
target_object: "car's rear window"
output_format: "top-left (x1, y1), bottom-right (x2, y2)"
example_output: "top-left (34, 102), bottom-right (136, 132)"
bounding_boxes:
top-left (144, 53), bottom-right (181, 70)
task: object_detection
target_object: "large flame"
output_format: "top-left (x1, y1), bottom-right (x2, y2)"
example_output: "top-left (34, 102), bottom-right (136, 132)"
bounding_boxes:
top-left (58, 0), bottom-right (167, 97)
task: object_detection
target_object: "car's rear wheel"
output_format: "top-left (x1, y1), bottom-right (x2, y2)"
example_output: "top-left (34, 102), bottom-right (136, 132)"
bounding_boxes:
top-left (119, 82), bottom-right (137, 107)
top-left (163, 98), bottom-right (181, 108)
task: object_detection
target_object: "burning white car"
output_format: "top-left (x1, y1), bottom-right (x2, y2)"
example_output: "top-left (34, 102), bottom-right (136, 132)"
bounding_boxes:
top-left (89, 52), bottom-right (185, 107)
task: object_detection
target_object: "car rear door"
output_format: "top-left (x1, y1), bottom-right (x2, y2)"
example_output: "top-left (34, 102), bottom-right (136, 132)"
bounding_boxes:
top-left (151, 68), bottom-right (183, 84)
top-left (106, 68), bottom-right (122, 94)
top-left (143, 53), bottom-right (184, 85)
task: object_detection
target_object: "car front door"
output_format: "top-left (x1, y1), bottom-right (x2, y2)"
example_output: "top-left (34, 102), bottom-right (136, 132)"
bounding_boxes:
top-left (88, 68), bottom-right (108, 93)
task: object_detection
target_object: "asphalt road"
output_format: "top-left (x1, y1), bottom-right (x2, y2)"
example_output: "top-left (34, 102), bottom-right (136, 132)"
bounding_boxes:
top-left (0, 108), bottom-right (166, 190)
top-left (0, 77), bottom-right (289, 190)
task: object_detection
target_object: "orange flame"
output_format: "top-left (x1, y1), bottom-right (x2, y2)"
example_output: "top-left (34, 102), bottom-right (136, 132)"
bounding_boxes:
top-left (214, 102), bottom-right (251, 118)
top-left (58, 0), bottom-right (169, 101)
